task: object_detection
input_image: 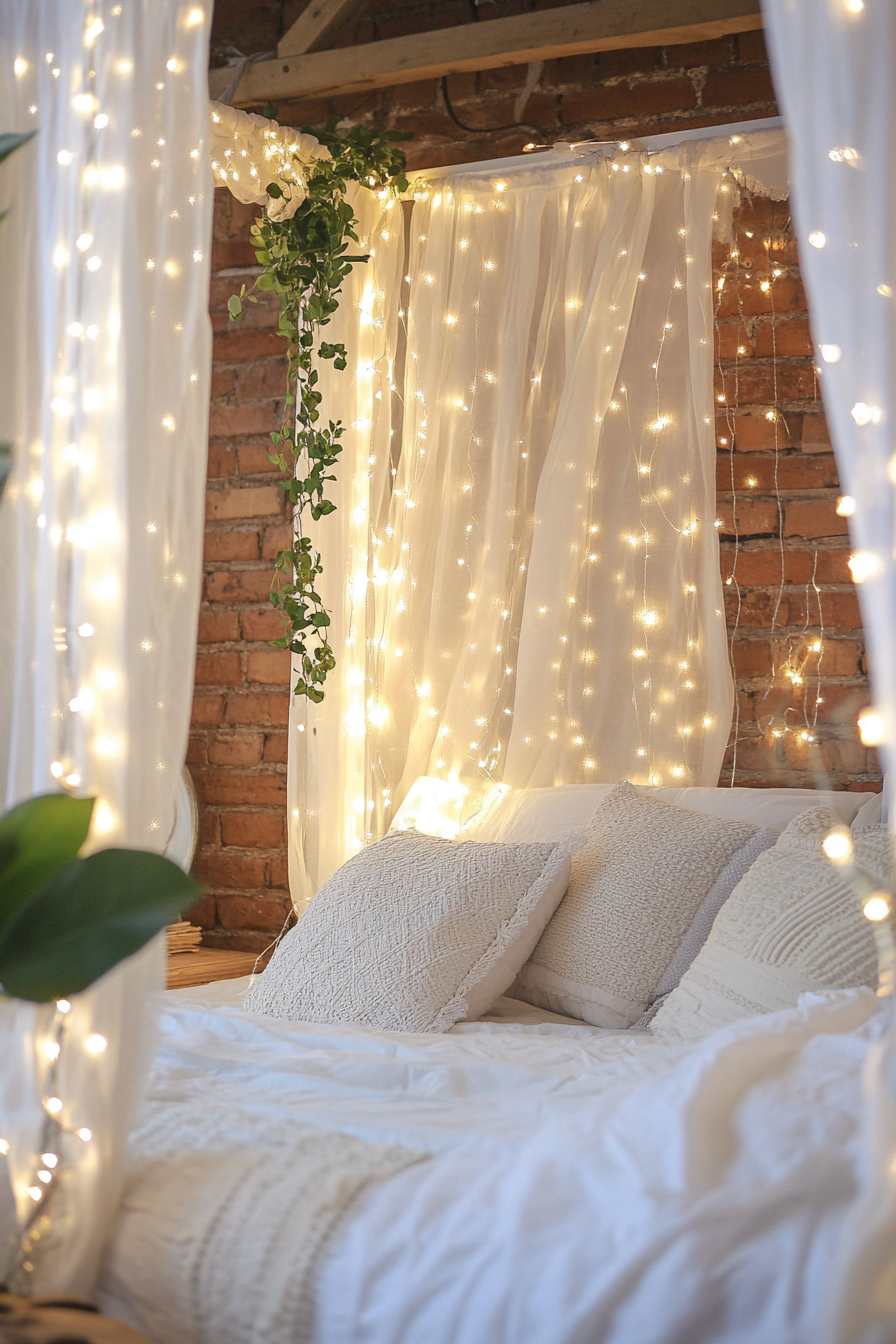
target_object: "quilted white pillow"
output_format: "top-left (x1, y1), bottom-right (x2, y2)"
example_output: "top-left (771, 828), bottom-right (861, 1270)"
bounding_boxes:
top-left (244, 830), bottom-right (571, 1032)
top-left (652, 808), bottom-right (889, 1040)
top-left (513, 782), bottom-right (758, 1028)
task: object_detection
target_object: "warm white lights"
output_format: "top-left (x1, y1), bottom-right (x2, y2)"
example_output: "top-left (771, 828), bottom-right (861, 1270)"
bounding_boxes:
top-left (836, 495), bottom-right (856, 517)
top-left (864, 896), bottom-right (890, 922)
top-left (848, 551), bottom-right (882, 583)
top-left (820, 344), bottom-right (841, 363)
top-left (822, 829), bottom-right (854, 865)
top-left (857, 709), bottom-right (886, 746)
top-left (85, 1033), bottom-right (108, 1054)
top-left (807, 231), bottom-right (827, 249)
top-left (850, 401), bottom-right (881, 426)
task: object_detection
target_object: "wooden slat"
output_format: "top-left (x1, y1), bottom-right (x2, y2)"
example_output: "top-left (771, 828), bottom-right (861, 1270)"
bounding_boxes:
top-left (279, 0), bottom-right (371, 56)
top-left (167, 947), bottom-right (262, 990)
top-left (209, 0), bottom-right (762, 106)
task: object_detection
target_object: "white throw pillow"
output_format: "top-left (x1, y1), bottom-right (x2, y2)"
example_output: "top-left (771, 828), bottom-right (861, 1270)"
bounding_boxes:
top-left (244, 830), bottom-right (571, 1032)
top-left (512, 782), bottom-right (758, 1028)
top-left (652, 809), bottom-right (890, 1040)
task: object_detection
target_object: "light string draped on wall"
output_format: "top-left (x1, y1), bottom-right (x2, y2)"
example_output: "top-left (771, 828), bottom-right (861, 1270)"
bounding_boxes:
top-left (0, 0), bottom-right (213, 1296)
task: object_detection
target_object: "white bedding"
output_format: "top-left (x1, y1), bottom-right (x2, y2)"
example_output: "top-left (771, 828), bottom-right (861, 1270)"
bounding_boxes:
top-left (99, 977), bottom-right (883, 1344)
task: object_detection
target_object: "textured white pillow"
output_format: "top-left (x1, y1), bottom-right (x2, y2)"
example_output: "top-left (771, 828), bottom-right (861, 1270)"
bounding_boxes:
top-left (652, 809), bottom-right (890, 1040)
top-left (244, 830), bottom-right (571, 1032)
top-left (512, 782), bottom-right (758, 1028)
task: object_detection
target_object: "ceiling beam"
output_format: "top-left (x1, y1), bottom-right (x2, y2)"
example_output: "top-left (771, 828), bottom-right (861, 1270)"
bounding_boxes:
top-left (209, 0), bottom-right (762, 107)
top-left (279, 0), bottom-right (371, 57)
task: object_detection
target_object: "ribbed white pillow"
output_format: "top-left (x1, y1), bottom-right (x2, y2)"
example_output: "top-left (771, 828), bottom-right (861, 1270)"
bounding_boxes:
top-left (512, 782), bottom-right (758, 1028)
top-left (244, 829), bottom-right (571, 1033)
top-left (652, 808), bottom-right (889, 1040)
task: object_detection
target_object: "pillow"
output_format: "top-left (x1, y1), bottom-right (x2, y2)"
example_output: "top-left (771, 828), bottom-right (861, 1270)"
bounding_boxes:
top-left (511, 782), bottom-right (759, 1028)
top-left (651, 809), bottom-right (890, 1040)
top-left (244, 829), bottom-right (572, 1033)
top-left (468, 781), bottom-right (871, 844)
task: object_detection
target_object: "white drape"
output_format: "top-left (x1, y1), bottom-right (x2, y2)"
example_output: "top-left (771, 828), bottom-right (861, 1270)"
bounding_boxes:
top-left (761, 4), bottom-right (896, 1339)
top-left (0, 0), bottom-right (212, 1293)
top-left (279, 129), bottom-right (789, 896)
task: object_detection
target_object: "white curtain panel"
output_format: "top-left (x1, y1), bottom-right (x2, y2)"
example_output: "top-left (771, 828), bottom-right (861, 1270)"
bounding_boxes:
top-left (761, 3), bottom-right (896, 1339)
top-left (0, 0), bottom-right (212, 1293)
top-left (280, 130), bottom-right (789, 895)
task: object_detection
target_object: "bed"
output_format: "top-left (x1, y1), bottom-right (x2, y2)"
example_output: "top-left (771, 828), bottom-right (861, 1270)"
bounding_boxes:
top-left (97, 783), bottom-right (885, 1344)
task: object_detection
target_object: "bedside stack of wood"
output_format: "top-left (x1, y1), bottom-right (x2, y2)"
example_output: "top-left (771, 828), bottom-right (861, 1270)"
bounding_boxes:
top-left (165, 921), bottom-right (263, 989)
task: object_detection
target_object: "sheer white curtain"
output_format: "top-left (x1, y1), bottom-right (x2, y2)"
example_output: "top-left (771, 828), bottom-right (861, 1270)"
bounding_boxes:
top-left (762, 4), bottom-right (896, 1339)
top-left (0, 0), bottom-right (212, 1293)
top-left (284, 128), bottom-right (788, 893)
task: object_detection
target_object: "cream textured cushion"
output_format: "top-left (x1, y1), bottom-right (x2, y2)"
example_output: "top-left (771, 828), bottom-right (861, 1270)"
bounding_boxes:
top-left (652, 808), bottom-right (889, 1040)
top-left (244, 829), bottom-right (571, 1033)
top-left (512, 782), bottom-right (758, 1028)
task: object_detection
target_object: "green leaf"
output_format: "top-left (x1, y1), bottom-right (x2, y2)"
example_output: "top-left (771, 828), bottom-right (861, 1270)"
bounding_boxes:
top-left (0, 848), bottom-right (202, 1001)
top-left (0, 794), bottom-right (95, 944)
top-left (227, 294), bottom-right (243, 321)
top-left (0, 132), bottom-right (35, 167)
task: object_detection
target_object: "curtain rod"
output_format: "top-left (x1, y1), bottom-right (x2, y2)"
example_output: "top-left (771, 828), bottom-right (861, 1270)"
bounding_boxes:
top-left (406, 115), bottom-right (785, 182)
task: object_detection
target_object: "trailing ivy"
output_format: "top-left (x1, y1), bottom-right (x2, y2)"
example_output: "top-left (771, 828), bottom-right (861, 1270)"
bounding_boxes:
top-left (228, 122), bottom-right (408, 703)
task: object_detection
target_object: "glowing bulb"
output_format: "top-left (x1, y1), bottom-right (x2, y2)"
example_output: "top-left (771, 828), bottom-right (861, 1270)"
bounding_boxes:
top-left (848, 551), bottom-right (882, 583)
top-left (836, 495), bottom-right (856, 517)
top-left (45, 1097), bottom-right (63, 1115)
top-left (822, 829), bottom-right (853, 865)
top-left (41, 1154), bottom-right (58, 1168)
top-left (858, 709), bottom-right (886, 746)
top-left (94, 112), bottom-right (109, 129)
top-left (864, 897), bottom-right (890, 922)
top-left (57, 149), bottom-right (73, 166)
top-left (77, 1128), bottom-right (92, 1142)
top-left (186, 6), bottom-right (205, 23)
top-left (42, 1041), bottom-right (60, 1061)
top-left (845, 0), bottom-right (863, 11)
top-left (50, 761), bottom-right (64, 779)
top-left (820, 344), bottom-right (841, 363)
top-left (86, 256), bottom-right (101, 272)
top-left (850, 402), bottom-right (881, 426)
top-left (808, 231), bottom-right (827, 249)
top-left (56, 1000), bottom-right (71, 1013)
top-left (78, 622), bottom-right (95, 637)
top-left (85, 1033), bottom-right (107, 1054)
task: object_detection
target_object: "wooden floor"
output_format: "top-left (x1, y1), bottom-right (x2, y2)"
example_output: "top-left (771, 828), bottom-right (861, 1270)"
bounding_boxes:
top-left (166, 947), bottom-right (263, 990)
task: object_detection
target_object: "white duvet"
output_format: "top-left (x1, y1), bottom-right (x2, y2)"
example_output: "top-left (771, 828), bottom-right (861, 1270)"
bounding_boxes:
top-left (100, 980), bottom-right (883, 1344)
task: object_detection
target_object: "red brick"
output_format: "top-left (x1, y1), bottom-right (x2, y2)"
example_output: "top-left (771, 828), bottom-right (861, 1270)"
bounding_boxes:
top-left (248, 649), bottom-right (291, 685)
top-left (209, 403), bottom-right (280, 438)
top-left (217, 894), bottom-right (291, 932)
top-left (721, 362), bottom-right (817, 405)
top-left (208, 731), bottom-right (264, 766)
top-left (194, 651), bottom-right (242, 687)
top-left (728, 414), bottom-right (795, 452)
top-left (263, 733), bottom-right (289, 764)
top-left (753, 320), bottom-right (813, 358)
top-left (266, 855), bottom-right (289, 889)
top-left (238, 445), bottom-right (285, 476)
top-left (737, 30), bottom-right (771, 64)
top-left (238, 361), bottom-right (289, 400)
top-left (212, 330), bottom-right (288, 363)
top-left (784, 500), bottom-right (849, 540)
top-left (203, 530), bottom-right (260, 562)
top-left (191, 694), bottom-right (225, 726)
top-left (732, 640), bottom-right (774, 676)
top-left (197, 851), bottom-right (268, 889)
top-left (562, 77), bottom-right (696, 125)
top-left (718, 278), bottom-right (805, 319)
top-left (242, 609), bottom-right (286, 641)
top-left (819, 738), bottom-right (869, 775)
top-left (211, 368), bottom-right (235, 397)
top-left (222, 812), bottom-right (285, 848)
top-left (199, 811), bottom-right (221, 845)
top-left (801, 413), bottom-right (833, 453)
top-left (262, 523), bottom-right (293, 559)
top-left (198, 610), bottom-right (240, 643)
top-left (224, 694), bottom-right (290, 727)
top-left (211, 238), bottom-right (258, 272)
top-left (185, 736), bottom-right (208, 766)
top-left (195, 769), bottom-right (288, 805)
top-left (184, 893), bottom-right (217, 929)
top-left (666, 36), bottom-right (734, 68)
top-left (716, 497), bottom-right (780, 536)
top-left (702, 66), bottom-right (777, 108)
top-left (207, 444), bottom-right (236, 478)
top-left (206, 486), bottom-right (282, 522)
top-left (205, 569), bottom-right (275, 603)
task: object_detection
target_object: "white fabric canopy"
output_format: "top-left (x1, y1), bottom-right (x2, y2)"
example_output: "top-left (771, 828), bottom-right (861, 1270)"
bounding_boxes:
top-left (761, 3), bottom-right (896, 1340)
top-left (281, 129), bottom-right (790, 898)
top-left (0, 0), bottom-right (213, 1293)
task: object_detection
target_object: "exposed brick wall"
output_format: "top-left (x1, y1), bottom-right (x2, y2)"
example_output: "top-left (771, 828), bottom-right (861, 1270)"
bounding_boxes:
top-left (190, 12), bottom-right (879, 947)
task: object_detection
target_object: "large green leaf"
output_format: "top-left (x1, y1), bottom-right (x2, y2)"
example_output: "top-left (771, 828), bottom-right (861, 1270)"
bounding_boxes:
top-left (0, 794), bottom-right (94, 942)
top-left (0, 847), bottom-right (200, 1001)
top-left (0, 132), bottom-right (35, 167)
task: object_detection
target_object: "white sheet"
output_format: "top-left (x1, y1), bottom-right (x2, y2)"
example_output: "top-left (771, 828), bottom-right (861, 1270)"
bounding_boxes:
top-left (100, 982), bottom-right (883, 1343)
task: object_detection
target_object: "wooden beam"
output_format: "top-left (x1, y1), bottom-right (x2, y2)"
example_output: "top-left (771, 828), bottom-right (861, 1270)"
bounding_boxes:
top-left (279, 0), bottom-right (370, 57)
top-left (209, 0), bottom-right (762, 107)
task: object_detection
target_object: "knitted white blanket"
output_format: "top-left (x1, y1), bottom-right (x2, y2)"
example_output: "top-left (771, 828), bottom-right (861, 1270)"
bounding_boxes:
top-left (102, 1100), bottom-right (423, 1344)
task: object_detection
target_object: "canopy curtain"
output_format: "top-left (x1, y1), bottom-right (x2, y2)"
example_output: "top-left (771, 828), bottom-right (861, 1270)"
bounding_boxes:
top-left (0, 0), bottom-right (212, 1293)
top-left (761, 3), bottom-right (896, 1340)
top-left (283, 128), bottom-right (789, 901)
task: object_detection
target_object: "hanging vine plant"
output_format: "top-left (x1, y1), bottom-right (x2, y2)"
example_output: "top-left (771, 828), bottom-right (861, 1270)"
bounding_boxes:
top-left (228, 121), bottom-right (409, 703)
